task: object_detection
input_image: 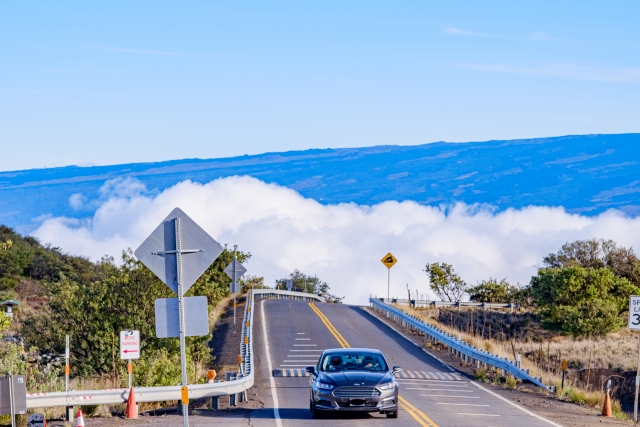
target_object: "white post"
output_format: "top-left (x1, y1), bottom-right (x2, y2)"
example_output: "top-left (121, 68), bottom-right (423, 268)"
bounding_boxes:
top-left (175, 218), bottom-right (189, 427)
top-left (387, 268), bottom-right (390, 300)
top-left (635, 335), bottom-right (640, 424)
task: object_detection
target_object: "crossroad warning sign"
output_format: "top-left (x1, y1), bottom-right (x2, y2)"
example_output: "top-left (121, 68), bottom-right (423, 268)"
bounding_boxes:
top-left (381, 253), bottom-right (397, 269)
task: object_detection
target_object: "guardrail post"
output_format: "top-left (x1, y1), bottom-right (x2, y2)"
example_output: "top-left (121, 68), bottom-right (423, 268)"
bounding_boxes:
top-left (65, 406), bottom-right (74, 422)
top-left (212, 396), bottom-right (219, 410)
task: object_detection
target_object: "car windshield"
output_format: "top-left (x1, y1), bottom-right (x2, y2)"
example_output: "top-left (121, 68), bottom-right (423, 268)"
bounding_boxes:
top-left (319, 352), bottom-right (388, 372)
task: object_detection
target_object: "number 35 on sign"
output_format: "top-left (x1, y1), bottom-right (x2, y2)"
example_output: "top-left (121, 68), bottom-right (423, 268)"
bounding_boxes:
top-left (628, 296), bottom-right (640, 330)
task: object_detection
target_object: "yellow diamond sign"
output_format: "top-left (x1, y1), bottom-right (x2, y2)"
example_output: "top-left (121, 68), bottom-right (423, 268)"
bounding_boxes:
top-left (381, 253), bottom-right (397, 269)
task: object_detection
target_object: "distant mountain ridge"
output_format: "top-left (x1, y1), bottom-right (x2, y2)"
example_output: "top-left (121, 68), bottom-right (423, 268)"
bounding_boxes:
top-left (1, 133), bottom-right (639, 233)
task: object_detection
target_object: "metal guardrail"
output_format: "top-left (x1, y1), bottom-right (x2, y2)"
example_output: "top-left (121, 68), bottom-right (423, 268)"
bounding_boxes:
top-left (253, 288), bottom-right (324, 302)
top-left (381, 298), bottom-right (518, 312)
top-left (26, 289), bottom-right (321, 409)
top-left (370, 298), bottom-right (553, 392)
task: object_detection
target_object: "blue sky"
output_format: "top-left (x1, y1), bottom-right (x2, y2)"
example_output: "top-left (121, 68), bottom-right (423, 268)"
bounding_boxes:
top-left (1, 1), bottom-right (639, 171)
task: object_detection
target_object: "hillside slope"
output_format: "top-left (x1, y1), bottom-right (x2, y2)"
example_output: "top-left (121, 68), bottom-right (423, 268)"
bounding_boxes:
top-left (1, 133), bottom-right (639, 232)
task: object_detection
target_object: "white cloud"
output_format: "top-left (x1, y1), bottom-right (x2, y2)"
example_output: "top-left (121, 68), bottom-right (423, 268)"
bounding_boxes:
top-left (68, 193), bottom-right (85, 210)
top-left (32, 176), bottom-right (640, 304)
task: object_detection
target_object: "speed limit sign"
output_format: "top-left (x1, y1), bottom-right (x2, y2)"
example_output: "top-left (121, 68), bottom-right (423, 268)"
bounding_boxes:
top-left (628, 296), bottom-right (640, 330)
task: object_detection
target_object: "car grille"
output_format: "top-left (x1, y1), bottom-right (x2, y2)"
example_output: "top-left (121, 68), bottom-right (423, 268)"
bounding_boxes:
top-left (333, 387), bottom-right (381, 398)
top-left (337, 401), bottom-right (378, 407)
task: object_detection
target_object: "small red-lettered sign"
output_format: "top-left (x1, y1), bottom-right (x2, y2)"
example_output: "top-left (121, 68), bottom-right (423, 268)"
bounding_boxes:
top-left (120, 330), bottom-right (140, 360)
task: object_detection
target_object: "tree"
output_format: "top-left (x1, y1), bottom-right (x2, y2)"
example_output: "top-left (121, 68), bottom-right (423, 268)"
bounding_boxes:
top-left (240, 275), bottom-right (267, 293)
top-left (21, 246), bottom-right (250, 377)
top-left (467, 278), bottom-right (519, 303)
top-left (544, 238), bottom-right (640, 287)
top-left (275, 270), bottom-right (343, 303)
top-left (424, 262), bottom-right (467, 302)
top-left (530, 266), bottom-right (639, 337)
top-left (276, 270), bottom-right (329, 294)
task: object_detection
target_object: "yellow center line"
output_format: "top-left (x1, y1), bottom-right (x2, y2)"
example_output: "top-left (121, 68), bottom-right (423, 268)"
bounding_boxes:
top-left (307, 302), bottom-right (439, 427)
top-left (399, 395), bottom-right (439, 427)
top-left (399, 400), bottom-right (431, 427)
top-left (308, 303), bottom-right (350, 348)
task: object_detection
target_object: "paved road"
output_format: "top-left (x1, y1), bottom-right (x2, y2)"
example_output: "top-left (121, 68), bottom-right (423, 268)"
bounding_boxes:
top-left (259, 299), bottom-right (561, 427)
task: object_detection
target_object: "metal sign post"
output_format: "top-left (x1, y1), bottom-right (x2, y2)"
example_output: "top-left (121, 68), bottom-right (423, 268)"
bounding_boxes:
top-left (224, 257), bottom-right (247, 334)
top-left (64, 335), bottom-right (72, 422)
top-left (135, 208), bottom-right (223, 427)
top-left (175, 218), bottom-right (189, 424)
top-left (8, 374), bottom-right (14, 427)
top-left (628, 295), bottom-right (640, 423)
top-left (381, 253), bottom-right (397, 300)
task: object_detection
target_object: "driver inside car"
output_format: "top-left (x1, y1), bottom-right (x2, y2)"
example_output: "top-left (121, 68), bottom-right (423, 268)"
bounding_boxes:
top-left (327, 356), bottom-right (343, 371)
top-left (362, 356), bottom-right (374, 370)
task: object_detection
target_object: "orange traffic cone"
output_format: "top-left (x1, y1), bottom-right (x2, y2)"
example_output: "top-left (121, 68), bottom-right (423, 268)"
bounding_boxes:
top-left (125, 386), bottom-right (138, 419)
top-left (602, 389), bottom-right (612, 417)
top-left (76, 409), bottom-right (85, 426)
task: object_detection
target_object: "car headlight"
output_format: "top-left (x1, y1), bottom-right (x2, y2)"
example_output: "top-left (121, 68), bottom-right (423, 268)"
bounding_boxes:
top-left (377, 381), bottom-right (397, 391)
top-left (316, 382), bottom-right (334, 390)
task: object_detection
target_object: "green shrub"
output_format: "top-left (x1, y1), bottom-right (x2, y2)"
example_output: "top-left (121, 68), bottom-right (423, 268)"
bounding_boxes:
top-left (475, 368), bottom-right (488, 382)
top-left (505, 375), bottom-right (517, 389)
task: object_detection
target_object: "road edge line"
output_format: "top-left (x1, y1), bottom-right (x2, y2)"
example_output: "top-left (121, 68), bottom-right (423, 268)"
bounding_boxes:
top-left (470, 382), bottom-right (564, 427)
top-left (261, 300), bottom-right (283, 427)
top-left (362, 306), bottom-right (564, 426)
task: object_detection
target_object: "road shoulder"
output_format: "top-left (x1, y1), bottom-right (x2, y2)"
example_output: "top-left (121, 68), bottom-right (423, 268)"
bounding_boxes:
top-left (362, 306), bottom-right (630, 426)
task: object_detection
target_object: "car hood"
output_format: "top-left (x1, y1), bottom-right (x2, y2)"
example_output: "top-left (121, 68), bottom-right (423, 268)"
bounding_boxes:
top-left (319, 371), bottom-right (392, 387)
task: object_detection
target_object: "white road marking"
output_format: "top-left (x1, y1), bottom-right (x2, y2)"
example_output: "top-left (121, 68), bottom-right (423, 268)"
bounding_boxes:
top-left (261, 300), bottom-right (283, 427)
top-left (364, 307), bottom-right (563, 426)
top-left (406, 388), bottom-right (472, 392)
top-left (399, 381), bottom-right (468, 386)
top-left (297, 333), bottom-right (305, 334)
top-left (289, 350), bottom-right (323, 352)
top-left (283, 360), bottom-right (318, 362)
top-left (457, 413), bottom-right (501, 416)
top-left (471, 382), bottom-right (564, 427)
top-left (294, 344), bottom-right (317, 346)
top-left (295, 338), bottom-right (311, 340)
top-left (436, 403), bottom-right (489, 407)
top-left (280, 364), bottom-right (313, 367)
top-left (421, 395), bottom-right (479, 398)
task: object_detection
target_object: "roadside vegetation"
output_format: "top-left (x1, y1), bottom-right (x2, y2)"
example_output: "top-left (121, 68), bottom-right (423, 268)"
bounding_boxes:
top-left (0, 224), bottom-right (271, 421)
top-left (275, 269), bottom-right (343, 303)
top-left (394, 238), bottom-right (640, 419)
top-left (0, 225), bottom-right (340, 406)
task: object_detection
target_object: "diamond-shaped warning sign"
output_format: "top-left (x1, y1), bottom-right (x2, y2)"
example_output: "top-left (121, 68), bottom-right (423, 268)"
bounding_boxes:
top-left (381, 252), bottom-right (397, 269)
top-left (134, 208), bottom-right (223, 295)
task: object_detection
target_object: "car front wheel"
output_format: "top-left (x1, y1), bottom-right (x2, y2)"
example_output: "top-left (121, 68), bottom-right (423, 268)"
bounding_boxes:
top-left (311, 401), bottom-right (323, 419)
top-left (386, 410), bottom-right (398, 419)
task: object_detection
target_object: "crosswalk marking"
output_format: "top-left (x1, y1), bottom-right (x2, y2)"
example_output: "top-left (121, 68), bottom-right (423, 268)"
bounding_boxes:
top-left (395, 370), bottom-right (464, 381)
top-left (272, 369), bottom-right (311, 377)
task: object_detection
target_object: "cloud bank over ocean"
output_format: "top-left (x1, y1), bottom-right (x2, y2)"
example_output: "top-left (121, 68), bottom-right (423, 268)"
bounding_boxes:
top-left (32, 176), bottom-right (640, 304)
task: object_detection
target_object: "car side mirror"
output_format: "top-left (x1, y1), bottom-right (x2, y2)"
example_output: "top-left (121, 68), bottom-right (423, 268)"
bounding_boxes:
top-left (306, 366), bottom-right (317, 376)
top-left (392, 366), bottom-right (403, 375)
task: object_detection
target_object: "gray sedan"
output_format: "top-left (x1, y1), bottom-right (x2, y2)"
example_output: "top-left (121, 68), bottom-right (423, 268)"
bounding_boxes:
top-left (306, 348), bottom-right (402, 418)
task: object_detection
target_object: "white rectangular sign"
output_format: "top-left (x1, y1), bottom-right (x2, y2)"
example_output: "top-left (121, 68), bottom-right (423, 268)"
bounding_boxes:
top-left (120, 330), bottom-right (140, 360)
top-left (28, 414), bottom-right (45, 427)
top-left (629, 296), bottom-right (640, 330)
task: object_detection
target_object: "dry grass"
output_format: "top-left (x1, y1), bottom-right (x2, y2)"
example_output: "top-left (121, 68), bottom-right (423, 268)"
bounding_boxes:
top-left (390, 303), bottom-right (631, 420)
